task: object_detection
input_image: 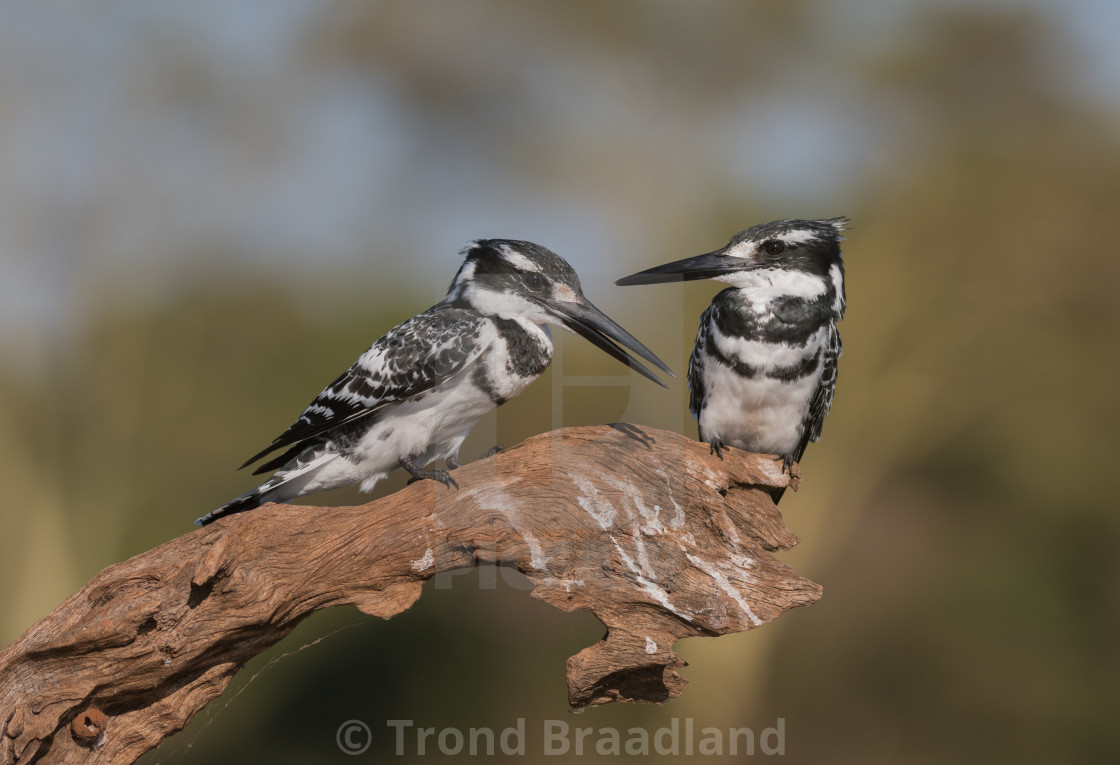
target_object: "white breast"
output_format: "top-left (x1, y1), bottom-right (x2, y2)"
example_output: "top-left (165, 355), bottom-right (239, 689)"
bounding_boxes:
top-left (699, 326), bottom-right (828, 457)
top-left (700, 365), bottom-right (820, 456)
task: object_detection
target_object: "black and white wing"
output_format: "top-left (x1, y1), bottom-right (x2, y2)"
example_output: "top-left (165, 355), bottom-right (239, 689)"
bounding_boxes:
top-left (794, 323), bottom-right (841, 463)
top-left (687, 304), bottom-right (714, 441)
top-left (241, 304), bottom-right (488, 473)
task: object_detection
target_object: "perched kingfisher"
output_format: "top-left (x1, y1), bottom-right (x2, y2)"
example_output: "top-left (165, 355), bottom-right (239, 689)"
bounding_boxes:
top-left (616, 218), bottom-right (846, 502)
top-left (197, 239), bottom-right (672, 525)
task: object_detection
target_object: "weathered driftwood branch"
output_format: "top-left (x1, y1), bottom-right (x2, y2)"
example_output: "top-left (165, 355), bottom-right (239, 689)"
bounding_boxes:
top-left (0, 424), bottom-right (821, 764)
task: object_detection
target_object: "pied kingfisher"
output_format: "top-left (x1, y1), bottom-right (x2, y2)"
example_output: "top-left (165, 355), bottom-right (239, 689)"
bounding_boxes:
top-left (197, 239), bottom-right (672, 525)
top-left (616, 218), bottom-right (846, 502)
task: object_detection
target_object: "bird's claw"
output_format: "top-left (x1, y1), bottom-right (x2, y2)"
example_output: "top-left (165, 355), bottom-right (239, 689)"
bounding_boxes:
top-left (483, 445), bottom-right (505, 458)
top-left (432, 469), bottom-right (459, 490)
top-left (775, 454), bottom-right (795, 476)
top-left (709, 438), bottom-right (725, 460)
top-left (406, 470), bottom-right (459, 489)
top-left (400, 455), bottom-right (459, 490)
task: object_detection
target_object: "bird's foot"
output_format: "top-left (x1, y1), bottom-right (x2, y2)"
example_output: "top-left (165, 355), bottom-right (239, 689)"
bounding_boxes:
top-left (775, 454), bottom-right (795, 476)
top-left (399, 455), bottom-right (459, 490)
top-left (446, 454), bottom-right (462, 470)
top-left (483, 445), bottom-right (505, 458)
top-left (709, 437), bottom-right (726, 460)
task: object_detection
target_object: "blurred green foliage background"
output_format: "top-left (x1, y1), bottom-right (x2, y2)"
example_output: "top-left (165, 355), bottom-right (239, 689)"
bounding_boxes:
top-left (1, 1), bottom-right (1117, 762)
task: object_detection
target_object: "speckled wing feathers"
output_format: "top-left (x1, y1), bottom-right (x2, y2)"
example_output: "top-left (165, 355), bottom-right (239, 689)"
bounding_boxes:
top-left (687, 305), bottom-right (713, 439)
top-left (240, 305), bottom-right (487, 469)
top-left (795, 323), bottom-right (841, 462)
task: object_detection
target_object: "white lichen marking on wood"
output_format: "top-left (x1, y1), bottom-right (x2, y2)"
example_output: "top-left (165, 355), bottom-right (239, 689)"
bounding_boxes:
top-left (709, 515), bottom-right (757, 572)
top-left (698, 465), bottom-right (724, 490)
top-left (539, 576), bottom-right (586, 593)
top-left (611, 535), bottom-right (690, 622)
top-left (730, 553), bottom-right (756, 571)
top-left (520, 532), bottom-right (547, 569)
top-left (651, 457), bottom-right (687, 529)
top-left (603, 472), bottom-right (670, 536)
top-left (411, 548), bottom-right (434, 572)
top-left (628, 528), bottom-right (654, 580)
top-left (573, 475), bottom-right (617, 529)
top-left (633, 495), bottom-right (666, 535)
top-left (645, 637), bottom-right (658, 654)
top-left (686, 553), bottom-right (763, 626)
top-left (574, 468), bottom-right (694, 621)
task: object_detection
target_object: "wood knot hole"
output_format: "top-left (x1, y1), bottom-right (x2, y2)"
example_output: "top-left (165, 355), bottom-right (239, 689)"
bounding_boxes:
top-left (71, 707), bottom-right (106, 744)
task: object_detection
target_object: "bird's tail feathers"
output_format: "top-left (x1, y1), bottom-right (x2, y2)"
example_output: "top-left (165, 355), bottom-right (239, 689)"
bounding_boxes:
top-left (195, 488), bottom-right (271, 526)
top-left (195, 450), bottom-right (335, 526)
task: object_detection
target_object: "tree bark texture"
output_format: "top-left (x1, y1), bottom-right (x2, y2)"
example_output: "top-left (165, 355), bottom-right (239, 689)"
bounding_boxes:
top-left (0, 424), bottom-right (821, 764)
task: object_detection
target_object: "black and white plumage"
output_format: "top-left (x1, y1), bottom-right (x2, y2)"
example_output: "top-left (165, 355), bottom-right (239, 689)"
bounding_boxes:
top-left (197, 239), bottom-right (672, 525)
top-left (616, 218), bottom-right (846, 502)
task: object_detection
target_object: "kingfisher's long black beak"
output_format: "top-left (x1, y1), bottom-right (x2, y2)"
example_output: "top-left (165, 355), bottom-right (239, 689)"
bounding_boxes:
top-left (549, 298), bottom-right (674, 387)
top-left (615, 251), bottom-right (756, 286)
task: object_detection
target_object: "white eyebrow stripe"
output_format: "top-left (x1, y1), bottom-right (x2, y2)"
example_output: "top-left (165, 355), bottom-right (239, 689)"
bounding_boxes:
top-left (778, 229), bottom-right (820, 245)
top-left (499, 245), bottom-right (541, 272)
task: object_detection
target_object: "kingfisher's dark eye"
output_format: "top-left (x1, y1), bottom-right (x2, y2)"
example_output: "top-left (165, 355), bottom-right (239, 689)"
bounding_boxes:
top-left (761, 240), bottom-right (787, 256)
top-left (524, 272), bottom-right (547, 291)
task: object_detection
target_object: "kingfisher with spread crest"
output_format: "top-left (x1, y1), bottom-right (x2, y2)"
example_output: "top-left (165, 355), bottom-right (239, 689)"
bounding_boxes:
top-left (197, 239), bottom-right (672, 525)
top-left (616, 218), bottom-right (846, 502)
